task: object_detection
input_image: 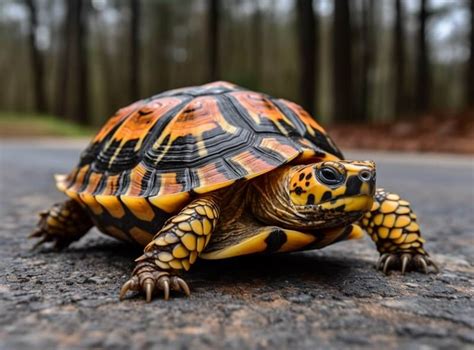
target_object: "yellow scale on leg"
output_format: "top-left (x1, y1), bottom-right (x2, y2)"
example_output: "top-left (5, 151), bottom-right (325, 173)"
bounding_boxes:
top-left (359, 189), bottom-right (437, 274)
top-left (142, 198), bottom-right (219, 272)
top-left (362, 191), bottom-right (426, 255)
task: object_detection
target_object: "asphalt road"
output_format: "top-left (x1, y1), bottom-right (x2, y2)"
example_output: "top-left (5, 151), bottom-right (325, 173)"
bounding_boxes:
top-left (0, 139), bottom-right (473, 350)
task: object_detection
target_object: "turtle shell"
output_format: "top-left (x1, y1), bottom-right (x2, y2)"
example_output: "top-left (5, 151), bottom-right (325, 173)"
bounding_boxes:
top-left (58, 81), bottom-right (343, 215)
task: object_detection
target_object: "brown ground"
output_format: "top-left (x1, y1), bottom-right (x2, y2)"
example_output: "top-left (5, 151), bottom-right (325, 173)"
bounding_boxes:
top-left (328, 111), bottom-right (474, 154)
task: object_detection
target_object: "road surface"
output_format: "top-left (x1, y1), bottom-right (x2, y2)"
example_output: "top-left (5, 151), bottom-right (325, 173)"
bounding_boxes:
top-left (0, 139), bottom-right (473, 349)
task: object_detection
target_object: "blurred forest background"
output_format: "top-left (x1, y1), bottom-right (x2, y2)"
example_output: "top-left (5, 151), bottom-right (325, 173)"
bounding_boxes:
top-left (0, 0), bottom-right (473, 152)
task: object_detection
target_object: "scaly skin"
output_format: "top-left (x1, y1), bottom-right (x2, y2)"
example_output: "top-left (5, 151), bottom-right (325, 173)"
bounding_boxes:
top-left (358, 189), bottom-right (438, 274)
top-left (119, 196), bottom-right (220, 302)
top-left (30, 199), bottom-right (92, 250)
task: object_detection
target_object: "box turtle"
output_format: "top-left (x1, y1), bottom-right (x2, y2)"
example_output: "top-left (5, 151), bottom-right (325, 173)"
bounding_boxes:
top-left (32, 81), bottom-right (438, 302)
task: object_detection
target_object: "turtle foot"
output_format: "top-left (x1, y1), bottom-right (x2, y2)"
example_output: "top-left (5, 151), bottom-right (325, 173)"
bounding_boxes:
top-left (119, 261), bottom-right (190, 302)
top-left (29, 209), bottom-right (74, 251)
top-left (377, 252), bottom-right (439, 275)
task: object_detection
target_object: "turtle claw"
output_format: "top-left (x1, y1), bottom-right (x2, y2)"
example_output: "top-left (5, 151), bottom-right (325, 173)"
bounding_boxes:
top-left (119, 264), bottom-right (191, 302)
top-left (119, 279), bottom-right (137, 301)
top-left (29, 211), bottom-right (65, 250)
top-left (29, 227), bottom-right (71, 251)
top-left (377, 252), bottom-right (439, 275)
top-left (144, 279), bottom-right (154, 303)
top-left (31, 236), bottom-right (50, 250)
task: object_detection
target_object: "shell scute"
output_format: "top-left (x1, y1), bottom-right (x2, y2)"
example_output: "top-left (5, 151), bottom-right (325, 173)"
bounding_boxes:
top-left (59, 81), bottom-right (342, 204)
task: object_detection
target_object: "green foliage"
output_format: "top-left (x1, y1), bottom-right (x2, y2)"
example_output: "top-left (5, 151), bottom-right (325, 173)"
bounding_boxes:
top-left (0, 113), bottom-right (94, 137)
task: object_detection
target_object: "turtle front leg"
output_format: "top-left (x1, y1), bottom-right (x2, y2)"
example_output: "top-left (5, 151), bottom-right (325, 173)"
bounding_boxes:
top-left (30, 199), bottom-right (93, 250)
top-left (120, 196), bottom-right (220, 302)
top-left (359, 189), bottom-right (438, 275)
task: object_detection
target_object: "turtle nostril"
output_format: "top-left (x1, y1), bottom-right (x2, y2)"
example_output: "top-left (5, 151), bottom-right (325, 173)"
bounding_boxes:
top-left (358, 170), bottom-right (372, 182)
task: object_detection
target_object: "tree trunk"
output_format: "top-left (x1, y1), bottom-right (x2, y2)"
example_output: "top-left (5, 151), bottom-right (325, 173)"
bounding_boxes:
top-left (129, 0), bottom-right (140, 101)
top-left (208, 0), bottom-right (219, 81)
top-left (157, 2), bottom-right (171, 91)
top-left (332, 0), bottom-right (353, 121)
top-left (56, 0), bottom-right (89, 124)
top-left (467, 0), bottom-right (474, 107)
top-left (252, 1), bottom-right (263, 90)
top-left (393, 0), bottom-right (406, 116)
top-left (54, 1), bottom-right (74, 118)
top-left (358, 0), bottom-right (375, 121)
top-left (73, 0), bottom-right (89, 125)
top-left (415, 0), bottom-right (430, 113)
top-left (296, 0), bottom-right (317, 116)
top-left (24, 0), bottom-right (47, 113)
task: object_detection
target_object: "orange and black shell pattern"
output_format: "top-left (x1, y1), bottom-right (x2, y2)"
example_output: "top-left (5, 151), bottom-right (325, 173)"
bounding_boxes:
top-left (57, 81), bottom-right (343, 243)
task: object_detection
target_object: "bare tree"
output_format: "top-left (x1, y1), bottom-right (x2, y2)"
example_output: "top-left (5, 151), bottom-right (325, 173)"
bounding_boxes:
top-left (208, 0), bottom-right (219, 81)
top-left (358, 0), bottom-right (375, 121)
top-left (54, 1), bottom-right (73, 118)
top-left (73, 0), bottom-right (89, 124)
top-left (129, 0), bottom-right (140, 101)
top-left (393, 0), bottom-right (406, 115)
top-left (296, 0), bottom-right (317, 116)
top-left (332, 0), bottom-right (353, 121)
top-left (54, 0), bottom-right (89, 124)
top-left (156, 1), bottom-right (171, 92)
top-left (415, 0), bottom-right (430, 112)
top-left (467, 0), bottom-right (474, 107)
top-left (252, 1), bottom-right (263, 89)
top-left (24, 0), bottom-right (47, 113)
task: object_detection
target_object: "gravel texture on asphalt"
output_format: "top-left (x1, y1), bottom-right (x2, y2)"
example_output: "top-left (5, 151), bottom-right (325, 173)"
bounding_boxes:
top-left (0, 139), bottom-right (473, 349)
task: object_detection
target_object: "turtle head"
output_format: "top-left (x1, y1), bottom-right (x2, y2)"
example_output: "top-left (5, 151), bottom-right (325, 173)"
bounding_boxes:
top-left (289, 160), bottom-right (376, 227)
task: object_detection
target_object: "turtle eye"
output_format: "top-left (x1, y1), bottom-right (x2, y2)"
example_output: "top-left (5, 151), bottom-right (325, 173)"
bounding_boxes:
top-left (317, 166), bottom-right (343, 186)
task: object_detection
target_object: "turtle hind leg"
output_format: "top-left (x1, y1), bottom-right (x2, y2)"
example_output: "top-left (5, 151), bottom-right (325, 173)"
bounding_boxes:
top-left (359, 188), bottom-right (438, 275)
top-left (30, 199), bottom-right (93, 250)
